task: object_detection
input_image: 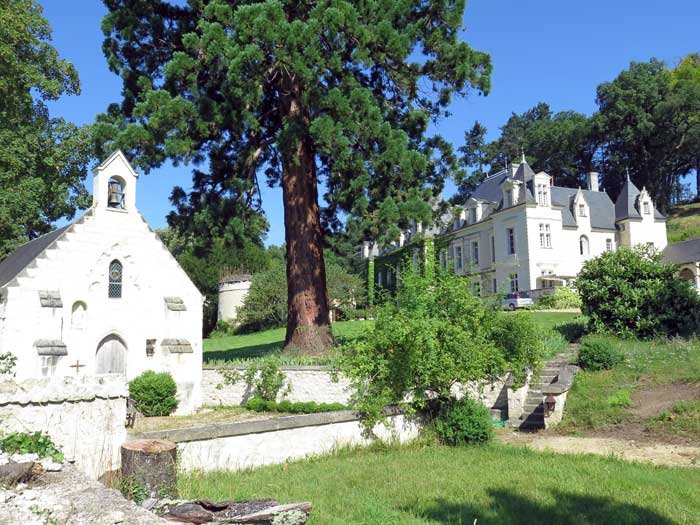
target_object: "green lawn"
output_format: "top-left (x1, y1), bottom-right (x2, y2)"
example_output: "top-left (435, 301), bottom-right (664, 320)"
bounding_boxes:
top-left (179, 442), bottom-right (700, 524)
top-left (667, 201), bottom-right (700, 243)
top-left (559, 336), bottom-right (700, 438)
top-left (203, 312), bottom-right (580, 364)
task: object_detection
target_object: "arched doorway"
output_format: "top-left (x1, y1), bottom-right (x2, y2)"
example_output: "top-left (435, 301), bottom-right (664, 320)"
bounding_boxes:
top-left (96, 334), bottom-right (127, 374)
top-left (679, 268), bottom-right (696, 286)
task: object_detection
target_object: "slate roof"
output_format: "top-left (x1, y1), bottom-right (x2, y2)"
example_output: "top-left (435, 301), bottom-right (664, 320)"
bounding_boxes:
top-left (550, 187), bottom-right (617, 230)
top-left (614, 177), bottom-right (666, 221)
top-left (0, 226), bottom-right (70, 288)
top-left (471, 170), bottom-right (510, 204)
top-left (662, 239), bottom-right (700, 265)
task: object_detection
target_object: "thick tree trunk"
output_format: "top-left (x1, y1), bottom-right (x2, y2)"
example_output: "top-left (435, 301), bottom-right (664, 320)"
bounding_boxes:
top-left (280, 78), bottom-right (333, 356)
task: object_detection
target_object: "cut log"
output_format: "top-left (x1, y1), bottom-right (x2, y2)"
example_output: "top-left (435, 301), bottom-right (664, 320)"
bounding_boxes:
top-left (0, 462), bottom-right (41, 487)
top-left (121, 439), bottom-right (177, 499)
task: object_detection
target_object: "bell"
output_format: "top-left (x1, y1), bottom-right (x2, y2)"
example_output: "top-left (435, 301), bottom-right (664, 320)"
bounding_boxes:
top-left (108, 181), bottom-right (122, 207)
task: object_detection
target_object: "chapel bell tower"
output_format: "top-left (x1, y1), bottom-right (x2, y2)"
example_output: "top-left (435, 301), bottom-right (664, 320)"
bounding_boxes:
top-left (92, 150), bottom-right (139, 212)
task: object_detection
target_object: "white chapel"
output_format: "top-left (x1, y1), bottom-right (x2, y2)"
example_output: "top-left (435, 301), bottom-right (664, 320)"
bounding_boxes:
top-left (0, 151), bottom-right (203, 413)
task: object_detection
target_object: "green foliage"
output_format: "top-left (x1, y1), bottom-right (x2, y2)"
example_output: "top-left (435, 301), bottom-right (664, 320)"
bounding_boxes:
top-left (578, 337), bottom-right (624, 371)
top-left (434, 397), bottom-right (493, 446)
top-left (0, 431), bottom-right (63, 462)
top-left (0, 0), bottom-right (91, 258)
top-left (0, 352), bottom-right (17, 376)
top-left (366, 259), bottom-right (375, 307)
top-left (576, 246), bottom-right (700, 338)
top-left (648, 400), bottom-right (700, 437)
top-left (534, 287), bottom-right (582, 310)
top-left (490, 313), bottom-right (545, 387)
top-left (128, 371), bottom-right (179, 417)
top-left (337, 267), bottom-right (542, 428)
top-left (246, 398), bottom-right (349, 414)
top-left (606, 388), bottom-right (632, 409)
top-left (119, 475), bottom-right (148, 505)
top-left (237, 258), bottom-right (366, 333)
top-left (218, 359), bottom-right (289, 402)
top-left (666, 201), bottom-right (700, 243)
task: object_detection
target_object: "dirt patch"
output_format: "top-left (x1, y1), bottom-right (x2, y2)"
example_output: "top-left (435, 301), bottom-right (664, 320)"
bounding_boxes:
top-left (499, 432), bottom-right (700, 468)
top-left (630, 382), bottom-right (700, 418)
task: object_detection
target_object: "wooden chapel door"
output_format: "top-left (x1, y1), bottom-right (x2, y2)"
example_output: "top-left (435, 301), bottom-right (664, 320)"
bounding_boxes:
top-left (95, 335), bottom-right (127, 374)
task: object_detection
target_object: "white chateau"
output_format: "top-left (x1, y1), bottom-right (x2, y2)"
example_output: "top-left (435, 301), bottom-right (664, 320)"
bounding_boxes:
top-left (0, 151), bottom-right (203, 413)
top-left (369, 156), bottom-right (668, 296)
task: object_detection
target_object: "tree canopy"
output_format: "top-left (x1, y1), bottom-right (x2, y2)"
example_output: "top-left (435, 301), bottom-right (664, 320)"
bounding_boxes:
top-left (97, 0), bottom-right (491, 353)
top-left (457, 56), bottom-right (700, 208)
top-left (0, 0), bottom-right (91, 258)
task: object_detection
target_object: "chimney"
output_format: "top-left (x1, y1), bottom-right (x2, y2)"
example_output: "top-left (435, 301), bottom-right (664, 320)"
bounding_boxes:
top-left (587, 172), bottom-right (599, 192)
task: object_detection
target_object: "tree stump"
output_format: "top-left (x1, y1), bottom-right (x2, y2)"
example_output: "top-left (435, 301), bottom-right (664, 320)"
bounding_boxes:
top-left (121, 439), bottom-right (177, 499)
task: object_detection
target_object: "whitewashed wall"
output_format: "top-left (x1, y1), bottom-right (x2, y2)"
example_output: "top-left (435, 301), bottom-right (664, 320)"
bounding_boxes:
top-left (154, 412), bottom-right (421, 472)
top-left (201, 366), bottom-right (353, 406)
top-left (0, 376), bottom-right (127, 479)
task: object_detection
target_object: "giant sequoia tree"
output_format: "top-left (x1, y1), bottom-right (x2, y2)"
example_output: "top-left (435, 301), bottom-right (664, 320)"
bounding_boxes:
top-left (0, 0), bottom-right (91, 258)
top-left (97, 0), bottom-right (491, 354)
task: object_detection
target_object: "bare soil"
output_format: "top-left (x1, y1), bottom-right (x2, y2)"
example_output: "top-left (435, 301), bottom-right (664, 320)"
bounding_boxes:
top-left (501, 382), bottom-right (700, 467)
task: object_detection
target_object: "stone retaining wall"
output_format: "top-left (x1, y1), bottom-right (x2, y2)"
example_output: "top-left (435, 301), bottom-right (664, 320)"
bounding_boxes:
top-left (0, 376), bottom-right (127, 479)
top-left (201, 366), bottom-right (353, 406)
top-left (202, 366), bottom-right (508, 411)
top-left (133, 410), bottom-right (421, 472)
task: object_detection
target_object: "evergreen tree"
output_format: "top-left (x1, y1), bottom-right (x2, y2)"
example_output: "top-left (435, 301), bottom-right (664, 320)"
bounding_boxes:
top-left (96, 0), bottom-right (491, 354)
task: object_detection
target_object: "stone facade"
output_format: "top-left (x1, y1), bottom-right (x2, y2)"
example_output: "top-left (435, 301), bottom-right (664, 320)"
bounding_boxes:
top-left (201, 366), bottom-right (353, 406)
top-left (0, 151), bottom-right (204, 414)
top-left (0, 376), bottom-right (127, 479)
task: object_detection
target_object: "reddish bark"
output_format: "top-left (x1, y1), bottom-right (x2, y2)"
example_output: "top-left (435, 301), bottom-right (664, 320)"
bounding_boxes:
top-left (280, 77), bottom-right (333, 355)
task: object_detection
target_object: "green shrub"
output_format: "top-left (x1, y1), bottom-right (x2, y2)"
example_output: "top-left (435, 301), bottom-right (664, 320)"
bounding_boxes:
top-left (129, 371), bottom-right (179, 416)
top-left (0, 352), bottom-right (17, 376)
top-left (434, 397), bottom-right (493, 446)
top-left (490, 313), bottom-right (545, 387)
top-left (0, 431), bottom-right (63, 462)
top-left (576, 246), bottom-right (700, 338)
top-left (218, 359), bottom-right (289, 402)
top-left (535, 287), bottom-right (582, 310)
top-left (245, 397), bottom-right (349, 414)
top-left (337, 266), bottom-right (543, 429)
top-left (578, 338), bottom-right (624, 371)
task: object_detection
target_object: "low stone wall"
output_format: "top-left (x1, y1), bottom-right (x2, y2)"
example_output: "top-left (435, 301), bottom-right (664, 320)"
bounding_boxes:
top-left (202, 366), bottom-right (353, 406)
top-left (133, 410), bottom-right (421, 472)
top-left (202, 366), bottom-right (509, 412)
top-left (0, 376), bottom-right (127, 479)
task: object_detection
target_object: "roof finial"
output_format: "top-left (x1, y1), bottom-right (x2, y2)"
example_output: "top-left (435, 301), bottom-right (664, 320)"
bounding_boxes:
top-left (625, 167), bottom-right (631, 181)
top-left (521, 147), bottom-right (526, 164)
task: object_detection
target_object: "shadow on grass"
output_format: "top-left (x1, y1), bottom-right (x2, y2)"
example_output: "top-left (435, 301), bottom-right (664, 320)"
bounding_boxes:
top-left (414, 489), bottom-right (673, 525)
top-left (203, 341), bottom-right (284, 363)
top-left (555, 320), bottom-right (586, 343)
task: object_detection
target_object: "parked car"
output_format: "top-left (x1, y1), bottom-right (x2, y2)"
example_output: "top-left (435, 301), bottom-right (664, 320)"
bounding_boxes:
top-left (502, 291), bottom-right (533, 310)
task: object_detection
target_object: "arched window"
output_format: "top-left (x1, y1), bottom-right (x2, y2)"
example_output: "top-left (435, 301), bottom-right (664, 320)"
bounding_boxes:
top-left (108, 260), bottom-right (123, 298)
top-left (579, 235), bottom-right (590, 256)
top-left (71, 301), bottom-right (87, 328)
top-left (107, 177), bottom-right (126, 209)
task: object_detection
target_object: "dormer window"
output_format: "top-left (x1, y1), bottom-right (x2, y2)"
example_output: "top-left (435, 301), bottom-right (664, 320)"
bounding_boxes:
top-left (578, 204), bottom-right (586, 217)
top-left (469, 208), bottom-right (477, 224)
top-left (506, 190), bottom-right (513, 207)
top-left (537, 184), bottom-right (549, 206)
top-left (643, 202), bottom-right (650, 215)
top-left (107, 177), bottom-right (126, 209)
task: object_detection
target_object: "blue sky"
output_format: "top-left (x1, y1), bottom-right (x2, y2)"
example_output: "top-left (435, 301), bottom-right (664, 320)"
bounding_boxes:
top-left (41, 0), bottom-right (699, 246)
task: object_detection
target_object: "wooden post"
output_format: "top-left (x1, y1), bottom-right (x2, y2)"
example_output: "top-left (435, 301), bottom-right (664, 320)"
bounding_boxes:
top-left (121, 439), bottom-right (177, 499)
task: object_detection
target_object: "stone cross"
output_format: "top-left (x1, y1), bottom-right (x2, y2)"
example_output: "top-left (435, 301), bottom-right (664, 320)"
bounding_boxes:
top-left (69, 360), bottom-right (86, 375)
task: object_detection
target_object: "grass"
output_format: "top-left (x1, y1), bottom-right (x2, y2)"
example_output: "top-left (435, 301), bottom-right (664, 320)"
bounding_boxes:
top-left (666, 201), bottom-right (700, 243)
top-left (204, 312), bottom-right (580, 365)
top-left (178, 441), bottom-right (700, 524)
top-left (131, 405), bottom-right (276, 433)
top-left (558, 336), bottom-right (700, 436)
top-left (647, 400), bottom-right (700, 437)
top-left (204, 320), bottom-right (373, 364)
